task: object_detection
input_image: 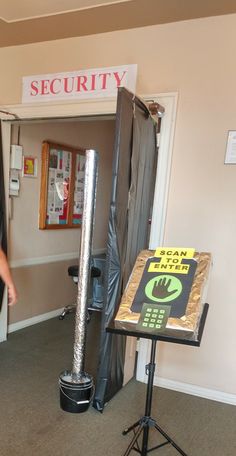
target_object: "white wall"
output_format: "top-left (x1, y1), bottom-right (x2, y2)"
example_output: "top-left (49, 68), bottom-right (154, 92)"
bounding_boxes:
top-left (1, 13), bottom-right (236, 396)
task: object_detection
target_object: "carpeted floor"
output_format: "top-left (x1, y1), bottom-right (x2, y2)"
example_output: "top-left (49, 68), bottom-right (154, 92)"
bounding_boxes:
top-left (0, 314), bottom-right (236, 456)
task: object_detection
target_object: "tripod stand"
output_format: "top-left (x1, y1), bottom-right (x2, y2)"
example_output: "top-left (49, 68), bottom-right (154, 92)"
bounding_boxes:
top-left (122, 339), bottom-right (188, 456)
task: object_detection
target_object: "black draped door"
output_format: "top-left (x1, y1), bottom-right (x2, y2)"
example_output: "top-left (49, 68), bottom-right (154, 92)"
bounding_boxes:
top-left (93, 87), bottom-right (159, 411)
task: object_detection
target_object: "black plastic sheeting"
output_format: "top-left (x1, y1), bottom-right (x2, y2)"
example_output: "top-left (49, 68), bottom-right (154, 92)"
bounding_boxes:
top-left (93, 87), bottom-right (158, 411)
top-left (0, 122), bottom-right (7, 312)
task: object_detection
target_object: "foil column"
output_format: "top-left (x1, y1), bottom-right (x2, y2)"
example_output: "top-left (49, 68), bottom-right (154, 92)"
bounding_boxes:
top-left (72, 149), bottom-right (98, 379)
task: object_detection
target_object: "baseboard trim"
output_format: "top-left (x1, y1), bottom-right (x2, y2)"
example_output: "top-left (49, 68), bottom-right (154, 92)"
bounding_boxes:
top-left (10, 248), bottom-right (106, 268)
top-left (8, 308), bottom-right (64, 333)
top-left (154, 375), bottom-right (236, 406)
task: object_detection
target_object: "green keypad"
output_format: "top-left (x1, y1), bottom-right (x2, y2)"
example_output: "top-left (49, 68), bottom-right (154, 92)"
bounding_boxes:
top-left (137, 303), bottom-right (171, 333)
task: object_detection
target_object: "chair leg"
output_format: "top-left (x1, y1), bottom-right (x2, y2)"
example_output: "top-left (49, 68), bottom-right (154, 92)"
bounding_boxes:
top-left (59, 305), bottom-right (92, 322)
top-left (59, 305), bottom-right (76, 320)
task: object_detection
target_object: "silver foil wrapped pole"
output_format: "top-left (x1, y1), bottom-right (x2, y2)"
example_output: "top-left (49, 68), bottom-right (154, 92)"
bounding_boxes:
top-left (72, 149), bottom-right (98, 379)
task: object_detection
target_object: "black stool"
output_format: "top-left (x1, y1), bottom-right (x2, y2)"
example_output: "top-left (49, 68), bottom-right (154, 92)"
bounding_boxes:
top-left (59, 265), bottom-right (101, 320)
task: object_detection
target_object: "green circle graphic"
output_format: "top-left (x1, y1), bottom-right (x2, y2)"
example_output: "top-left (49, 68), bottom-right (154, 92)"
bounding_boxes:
top-left (145, 275), bottom-right (182, 302)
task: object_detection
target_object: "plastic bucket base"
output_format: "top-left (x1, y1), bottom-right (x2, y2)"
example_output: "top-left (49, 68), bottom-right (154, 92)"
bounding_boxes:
top-left (59, 371), bottom-right (94, 413)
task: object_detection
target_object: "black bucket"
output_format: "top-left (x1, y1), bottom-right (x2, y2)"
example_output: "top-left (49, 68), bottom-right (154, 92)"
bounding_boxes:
top-left (59, 371), bottom-right (94, 413)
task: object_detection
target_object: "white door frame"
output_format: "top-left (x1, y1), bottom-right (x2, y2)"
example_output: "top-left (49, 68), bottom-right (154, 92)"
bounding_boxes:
top-left (0, 122), bottom-right (11, 342)
top-left (136, 93), bottom-right (178, 381)
top-left (0, 93), bottom-right (178, 374)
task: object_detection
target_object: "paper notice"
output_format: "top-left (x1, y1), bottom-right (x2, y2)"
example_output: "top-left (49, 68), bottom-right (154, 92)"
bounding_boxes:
top-left (225, 131), bottom-right (236, 164)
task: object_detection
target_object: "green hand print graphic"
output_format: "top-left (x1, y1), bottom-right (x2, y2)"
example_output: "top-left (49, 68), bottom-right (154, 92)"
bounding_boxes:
top-left (145, 275), bottom-right (182, 302)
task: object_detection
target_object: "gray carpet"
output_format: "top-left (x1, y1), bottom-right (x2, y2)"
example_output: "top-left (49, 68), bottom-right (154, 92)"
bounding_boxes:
top-left (0, 314), bottom-right (236, 456)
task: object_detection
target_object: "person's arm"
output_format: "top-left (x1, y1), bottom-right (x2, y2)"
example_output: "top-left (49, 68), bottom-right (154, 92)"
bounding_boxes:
top-left (0, 248), bottom-right (17, 306)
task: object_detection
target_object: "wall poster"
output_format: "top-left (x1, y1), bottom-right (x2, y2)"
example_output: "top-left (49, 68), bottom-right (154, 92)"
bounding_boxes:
top-left (39, 141), bottom-right (85, 229)
top-left (22, 156), bottom-right (38, 177)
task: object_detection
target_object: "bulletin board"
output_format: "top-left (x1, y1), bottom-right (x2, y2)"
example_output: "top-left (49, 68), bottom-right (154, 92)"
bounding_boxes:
top-left (39, 141), bottom-right (86, 229)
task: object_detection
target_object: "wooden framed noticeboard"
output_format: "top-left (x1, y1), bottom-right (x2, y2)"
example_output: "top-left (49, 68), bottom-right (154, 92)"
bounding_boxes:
top-left (39, 141), bottom-right (86, 229)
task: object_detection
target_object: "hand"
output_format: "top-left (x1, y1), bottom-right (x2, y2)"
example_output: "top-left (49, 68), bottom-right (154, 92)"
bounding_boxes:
top-left (152, 277), bottom-right (177, 299)
top-left (8, 284), bottom-right (18, 306)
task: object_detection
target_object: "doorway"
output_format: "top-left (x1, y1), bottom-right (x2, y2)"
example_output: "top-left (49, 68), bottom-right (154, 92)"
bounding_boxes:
top-left (6, 116), bottom-right (116, 385)
top-left (8, 117), bottom-right (114, 325)
top-left (0, 92), bottom-right (178, 380)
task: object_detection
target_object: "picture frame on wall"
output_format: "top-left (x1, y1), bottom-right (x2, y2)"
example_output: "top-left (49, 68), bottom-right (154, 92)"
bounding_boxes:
top-left (39, 141), bottom-right (86, 230)
top-left (22, 156), bottom-right (38, 177)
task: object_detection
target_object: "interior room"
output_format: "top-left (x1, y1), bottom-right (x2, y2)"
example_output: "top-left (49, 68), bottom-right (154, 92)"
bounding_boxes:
top-left (8, 118), bottom-right (115, 328)
top-left (1, 2), bottom-right (236, 456)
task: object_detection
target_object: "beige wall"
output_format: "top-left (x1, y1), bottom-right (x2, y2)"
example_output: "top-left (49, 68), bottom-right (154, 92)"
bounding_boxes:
top-left (8, 120), bottom-right (114, 323)
top-left (1, 14), bottom-right (236, 395)
top-left (10, 259), bottom-right (76, 324)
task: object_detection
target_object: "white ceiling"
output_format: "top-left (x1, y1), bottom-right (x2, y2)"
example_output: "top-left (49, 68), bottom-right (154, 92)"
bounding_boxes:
top-left (0, 0), bottom-right (131, 22)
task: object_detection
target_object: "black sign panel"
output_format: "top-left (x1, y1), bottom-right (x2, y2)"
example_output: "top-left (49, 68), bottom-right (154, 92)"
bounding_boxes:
top-left (130, 257), bottom-right (197, 318)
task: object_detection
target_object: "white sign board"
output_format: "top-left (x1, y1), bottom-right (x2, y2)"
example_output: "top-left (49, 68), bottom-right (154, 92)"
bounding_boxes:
top-left (22, 64), bottom-right (137, 104)
top-left (225, 131), bottom-right (236, 164)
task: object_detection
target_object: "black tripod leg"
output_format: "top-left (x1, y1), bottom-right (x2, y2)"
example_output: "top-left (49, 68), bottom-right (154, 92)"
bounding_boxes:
top-left (154, 423), bottom-right (188, 456)
top-left (122, 338), bottom-right (189, 456)
top-left (141, 424), bottom-right (149, 456)
top-left (123, 419), bottom-right (141, 435)
top-left (122, 423), bottom-right (144, 456)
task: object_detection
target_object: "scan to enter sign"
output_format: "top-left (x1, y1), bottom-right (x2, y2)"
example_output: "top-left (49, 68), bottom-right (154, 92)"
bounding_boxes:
top-left (150, 247), bottom-right (196, 274)
top-left (131, 248), bottom-right (197, 318)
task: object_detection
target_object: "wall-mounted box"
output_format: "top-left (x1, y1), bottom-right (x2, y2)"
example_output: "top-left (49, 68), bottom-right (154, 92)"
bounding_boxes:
top-left (9, 170), bottom-right (20, 196)
top-left (10, 145), bottom-right (23, 169)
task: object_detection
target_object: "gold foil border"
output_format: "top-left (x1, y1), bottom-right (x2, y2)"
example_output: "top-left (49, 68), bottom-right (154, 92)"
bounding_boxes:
top-left (115, 250), bottom-right (211, 334)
